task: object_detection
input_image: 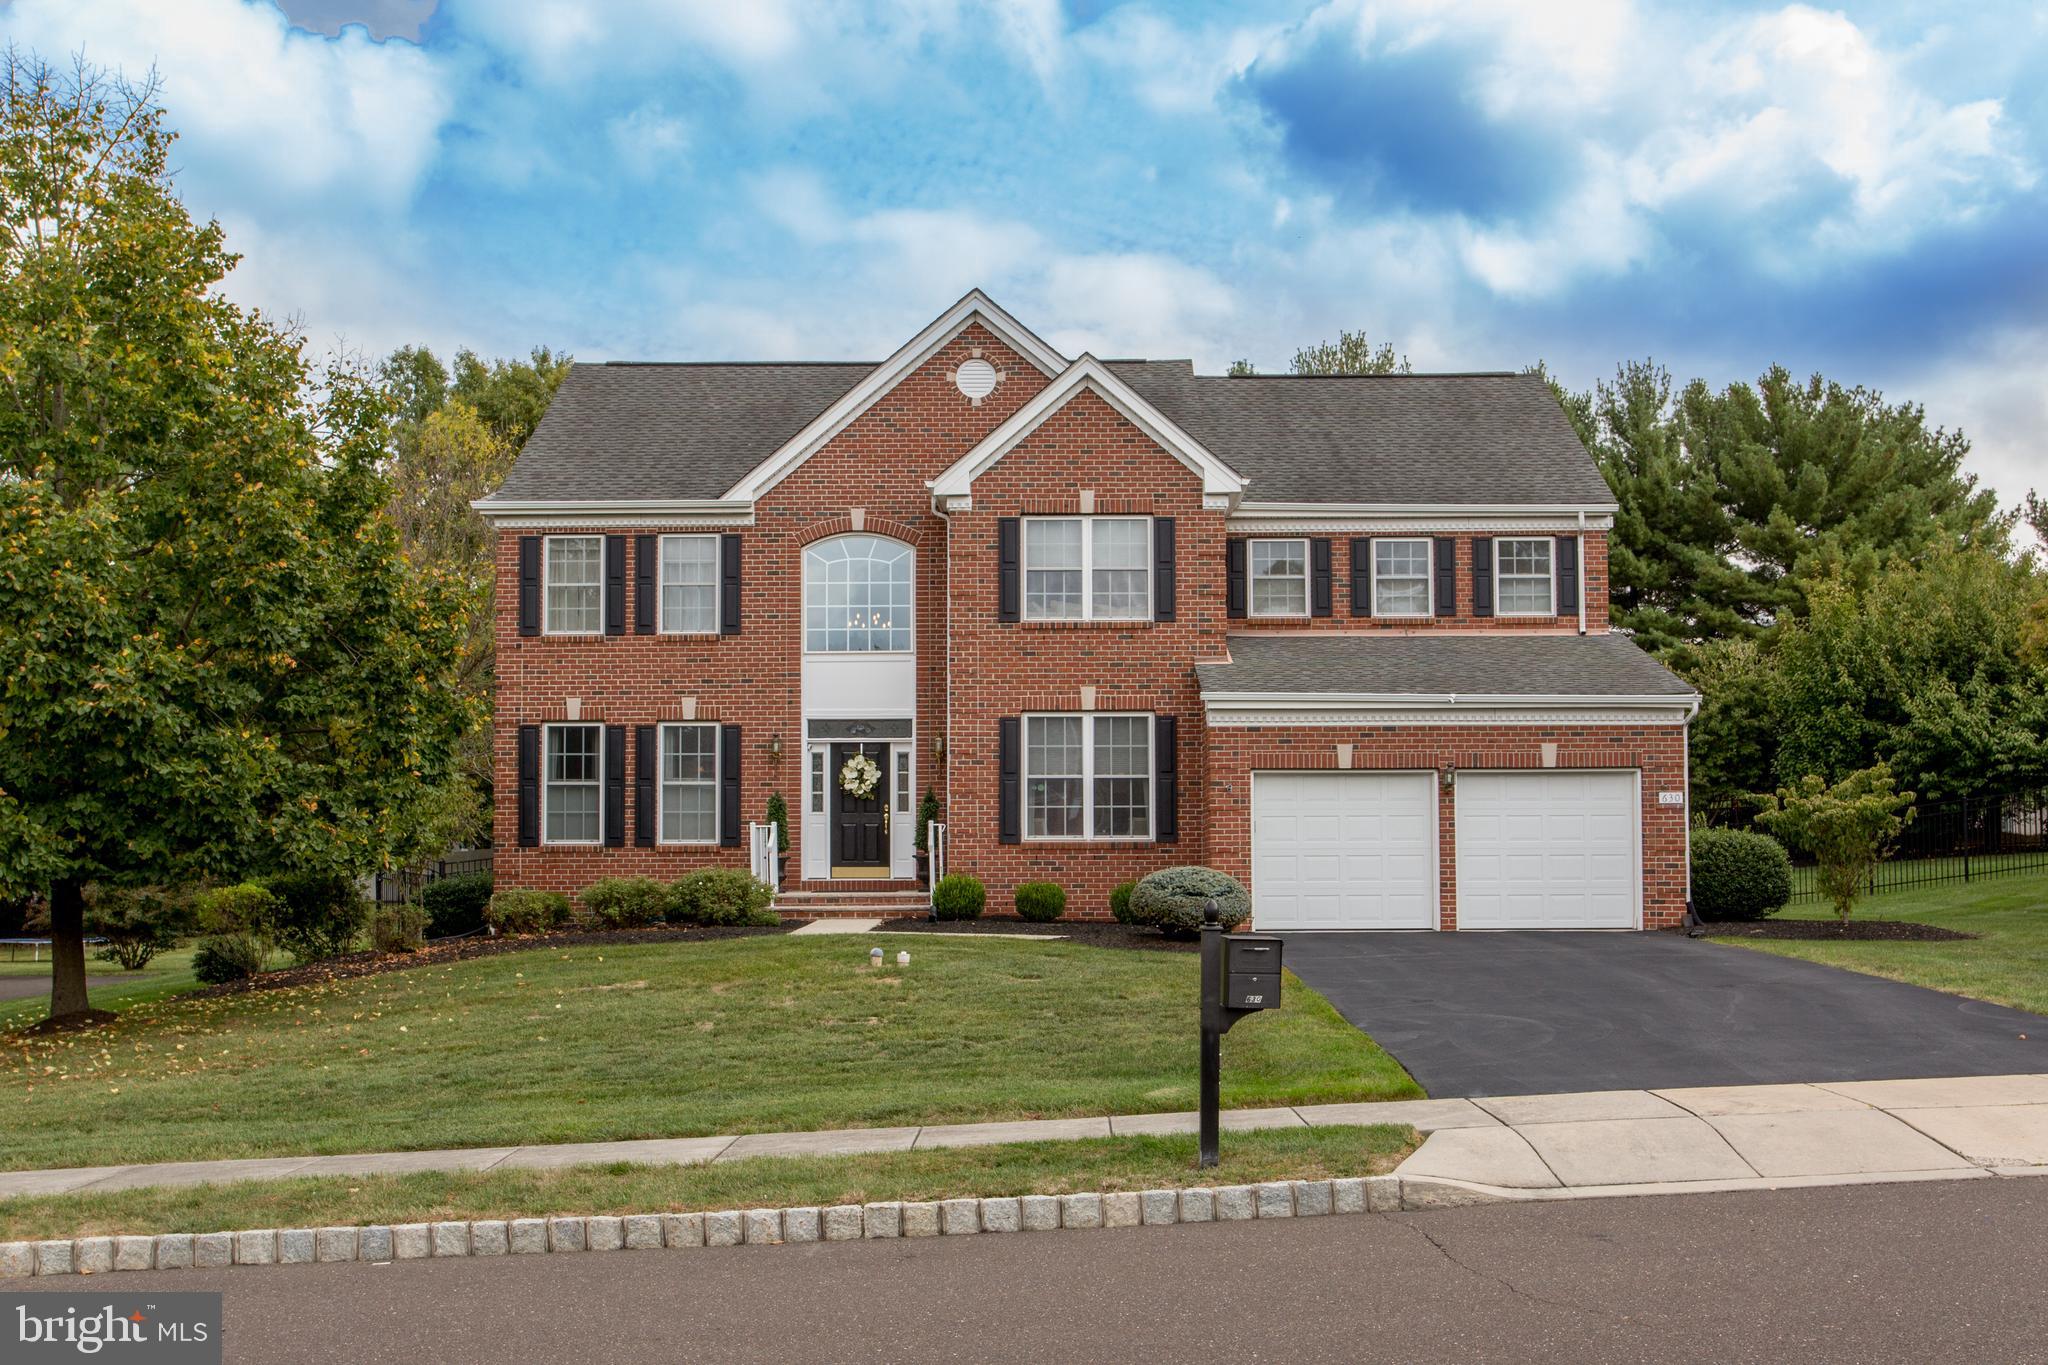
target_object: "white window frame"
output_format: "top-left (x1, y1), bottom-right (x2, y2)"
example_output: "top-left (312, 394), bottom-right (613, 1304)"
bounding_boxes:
top-left (1021, 712), bottom-right (1155, 843)
top-left (810, 749), bottom-right (826, 814)
top-left (1021, 517), bottom-right (1152, 622)
top-left (657, 722), bottom-right (720, 846)
top-left (541, 722), bottom-right (604, 846)
top-left (657, 534), bottom-right (721, 636)
top-left (1248, 537), bottom-right (1311, 619)
top-left (1372, 537), bottom-right (1433, 618)
top-left (542, 535), bottom-right (605, 636)
top-left (1494, 537), bottom-right (1556, 617)
top-left (802, 534), bottom-right (915, 654)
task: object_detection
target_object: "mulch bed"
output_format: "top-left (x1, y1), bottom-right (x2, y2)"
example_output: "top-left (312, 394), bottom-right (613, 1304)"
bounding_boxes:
top-left (191, 921), bottom-right (800, 999)
top-left (873, 917), bottom-right (1197, 952)
top-left (1705, 920), bottom-right (1976, 942)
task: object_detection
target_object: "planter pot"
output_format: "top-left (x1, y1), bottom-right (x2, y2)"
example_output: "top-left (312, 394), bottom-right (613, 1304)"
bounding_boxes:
top-left (775, 855), bottom-right (789, 887)
top-left (914, 852), bottom-right (930, 887)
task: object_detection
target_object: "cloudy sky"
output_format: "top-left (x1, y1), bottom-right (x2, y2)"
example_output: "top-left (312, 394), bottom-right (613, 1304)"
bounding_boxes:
top-left (4, 0), bottom-right (2042, 515)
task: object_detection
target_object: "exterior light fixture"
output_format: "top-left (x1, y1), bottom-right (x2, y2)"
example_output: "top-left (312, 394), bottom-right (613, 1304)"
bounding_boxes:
top-left (770, 734), bottom-right (783, 759)
top-left (870, 947), bottom-right (884, 965)
top-left (932, 734), bottom-right (946, 760)
top-left (1440, 761), bottom-right (1456, 791)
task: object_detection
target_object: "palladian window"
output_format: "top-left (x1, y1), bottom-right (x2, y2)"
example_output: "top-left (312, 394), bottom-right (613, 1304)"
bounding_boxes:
top-left (804, 535), bottom-right (913, 652)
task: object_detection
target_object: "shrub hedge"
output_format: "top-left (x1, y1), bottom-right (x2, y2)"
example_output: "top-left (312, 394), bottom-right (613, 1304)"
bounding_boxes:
top-left (371, 905), bottom-right (427, 954)
top-left (582, 876), bottom-right (671, 928)
top-left (1109, 881), bottom-right (1138, 925)
top-left (1014, 881), bottom-right (1066, 923)
top-left (1691, 828), bottom-right (1793, 921)
top-left (931, 873), bottom-right (985, 921)
top-left (261, 872), bottom-right (370, 964)
top-left (486, 888), bottom-right (572, 935)
top-left (670, 869), bottom-right (777, 926)
top-left (420, 872), bottom-right (492, 937)
top-left (1130, 866), bottom-right (1251, 938)
top-left (192, 934), bottom-right (265, 985)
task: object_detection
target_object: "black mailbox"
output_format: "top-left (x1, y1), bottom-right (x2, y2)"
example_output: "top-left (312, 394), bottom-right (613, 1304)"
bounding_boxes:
top-left (1224, 936), bottom-right (1282, 1011)
top-left (1197, 906), bottom-right (1283, 1168)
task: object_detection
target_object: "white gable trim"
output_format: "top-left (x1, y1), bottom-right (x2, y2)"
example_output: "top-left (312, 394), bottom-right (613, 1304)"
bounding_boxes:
top-left (723, 290), bottom-right (1066, 502)
top-left (929, 355), bottom-right (1246, 500)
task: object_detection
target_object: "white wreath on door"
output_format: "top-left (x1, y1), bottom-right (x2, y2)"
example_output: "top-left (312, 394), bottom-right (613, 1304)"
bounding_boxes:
top-left (838, 753), bottom-right (881, 800)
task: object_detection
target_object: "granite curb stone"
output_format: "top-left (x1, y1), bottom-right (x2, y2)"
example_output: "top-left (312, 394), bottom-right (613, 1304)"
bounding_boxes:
top-left (901, 1202), bottom-right (940, 1237)
top-left (586, 1216), bottom-right (626, 1252)
top-left (507, 1220), bottom-right (546, 1255)
top-left (472, 1222), bottom-right (510, 1257)
top-left (980, 1197), bottom-right (1022, 1233)
top-left (74, 1237), bottom-right (114, 1275)
top-left (278, 1229), bottom-right (316, 1265)
top-left (783, 1207), bottom-right (822, 1244)
top-left (623, 1215), bottom-right (664, 1250)
top-left (822, 1205), bottom-right (864, 1241)
top-left (114, 1237), bottom-right (155, 1272)
top-left (862, 1203), bottom-right (902, 1239)
top-left (1020, 1195), bottom-right (1061, 1231)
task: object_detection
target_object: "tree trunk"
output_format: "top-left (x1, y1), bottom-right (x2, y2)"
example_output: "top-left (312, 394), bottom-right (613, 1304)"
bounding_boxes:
top-left (46, 878), bottom-right (92, 1022)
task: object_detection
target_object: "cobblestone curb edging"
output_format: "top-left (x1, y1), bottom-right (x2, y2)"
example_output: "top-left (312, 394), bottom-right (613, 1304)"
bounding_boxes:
top-left (0, 1176), bottom-right (1409, 1278)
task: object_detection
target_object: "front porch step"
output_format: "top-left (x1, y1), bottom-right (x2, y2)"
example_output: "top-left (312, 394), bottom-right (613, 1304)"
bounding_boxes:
top-left (774, 888), bottom-right (930, 920)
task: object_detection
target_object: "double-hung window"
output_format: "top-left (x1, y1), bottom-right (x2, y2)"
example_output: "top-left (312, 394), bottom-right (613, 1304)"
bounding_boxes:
top-left (543, 724), bottom-right (602, 844)
top-left (544, 536), bottom-right (603, 634)
top-left (1373, 538), bottom-right (1432, 616)
top-left (659, 724), bottom-right (719, 844)
top-left (1022, 518), bottom-right (1150, 620)
top-left (1496, 538), bottom-right (1555, 616)
top-left (1024, 714), bottom-right (1152, 840)
top-left (1249, 539), bottom-right (1309, 617)
top-left (660, 535), bottom-right (719, 634)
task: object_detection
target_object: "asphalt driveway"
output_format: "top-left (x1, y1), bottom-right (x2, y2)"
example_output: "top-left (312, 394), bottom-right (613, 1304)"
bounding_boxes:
top-left (1281, 931), bottom-right (2046, 1097)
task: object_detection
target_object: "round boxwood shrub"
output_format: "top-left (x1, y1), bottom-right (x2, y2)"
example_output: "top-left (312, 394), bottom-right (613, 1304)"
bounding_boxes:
top-left (260, 871), bottom-right (371, 964)
top-left (669, 868), bottom-right (777, 926)
top-left (371, 905), bottom-right (427, 954)
top-left (486, 888), bottom-right (572, 935)
top-left (1691, 828), bottom-right (1793, 921)
top-left (420, 872), bottom-right (492, 937)
top-left (582, 876), bottom-right (671, 928)
top-left (192, 933), bottom-right (265, 985)
top-left (1108, 881), bottom-right (1138, 925)
top-left (193, 882), bottom-right (278, 937)
top-left (1130, 866), bottom-right (1251, 938)
top-left (1014, 881), bottom-right (1066, 923)
top-left (931, 873), bottom-right (986, 921)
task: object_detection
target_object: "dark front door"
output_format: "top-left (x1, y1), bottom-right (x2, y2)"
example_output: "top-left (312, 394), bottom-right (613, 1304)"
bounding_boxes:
top-left (831, 743), bottom-right (890, 869)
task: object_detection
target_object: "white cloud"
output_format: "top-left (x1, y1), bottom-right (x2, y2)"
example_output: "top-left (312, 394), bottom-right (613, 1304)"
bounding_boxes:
top-left (1072, 7), bottom-right (1271, 115)
top-left (1890, 325), bottom-right (2048, 544)
top-left (608, 103), bottom-right (690, 180)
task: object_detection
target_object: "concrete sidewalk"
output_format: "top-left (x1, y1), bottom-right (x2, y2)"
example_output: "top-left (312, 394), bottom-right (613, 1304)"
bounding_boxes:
top-left (4, 1075), bottom-right (2044, 1203)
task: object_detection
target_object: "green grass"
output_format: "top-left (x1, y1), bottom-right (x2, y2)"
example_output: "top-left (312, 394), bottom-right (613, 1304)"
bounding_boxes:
top-left (0, 936), bottom-right (1419, 1171)
top-left (0, 1125), bottom-right (1414, 1242)
top-left (1713, 875), bottom-right (2048, 1016)
top-left (0, 948), bottom-right (221, 1029)
top-left (1788, 852), bottom-right (2046, 903)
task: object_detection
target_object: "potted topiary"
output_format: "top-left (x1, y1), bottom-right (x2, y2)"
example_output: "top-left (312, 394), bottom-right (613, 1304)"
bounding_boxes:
top-left (912, 787), bottom-right (941, 886)
top-left (765, 793), bottom-right (791, 886)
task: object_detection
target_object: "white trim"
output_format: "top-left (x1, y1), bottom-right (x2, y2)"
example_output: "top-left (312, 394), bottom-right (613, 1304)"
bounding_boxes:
top-left (1206, 706), bottom-right (1695, 728)
top-left (801, 531), bottom-right (917, 655)
top-left (655, 722), bottom-right (721, 846)
top-left (1493, 537), bottom-right (1556, 618)
top-left (1247, 537), bottom-right (1311, 619)
top-left (930, 355), bottom-right (1246, 499)
top-left (1453, 768), bottom-right (1643, 931)
top-left (1021, 712), bottom-right (1155, 843)
top-left (1020, 515), bottom-right (1153, 622)
top-left (1229, 506), bottom-right (1614, 535)
top-left (541, 722), bottom-right (605, 846)
top-left (1369, 536), bottom-right (1434, 618)
top-left (475, 499), bottom-right (753, 527)
top-left (656, 533), bottom-right (722, 636)
top-left (541, 534), bottom-right (605, 637)
top-left (728, 290), bottom-right (1066, 502)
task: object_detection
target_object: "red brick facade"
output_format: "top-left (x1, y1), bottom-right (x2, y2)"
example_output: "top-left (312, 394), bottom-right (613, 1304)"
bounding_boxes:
top-left (489, 315), bottom-right (1690, 927)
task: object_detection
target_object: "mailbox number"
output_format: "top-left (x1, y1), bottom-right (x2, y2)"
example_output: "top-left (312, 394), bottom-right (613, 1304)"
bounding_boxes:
top-left (1240, 993), bottom-right (1265, 1006)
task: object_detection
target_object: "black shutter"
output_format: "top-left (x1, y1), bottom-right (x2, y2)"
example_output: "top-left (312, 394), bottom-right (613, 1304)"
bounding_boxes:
top-left (719, 535), bottom-right (742, 636)
top-left (1555, 536), bottom-right (1579, 615)
top-left (1152, 517), bottom-right (1176, 622)
top-left (635, 535), bottom-right (656, 634)
top-left (635, 725), bottom-right (657, 847)
top-left (998, 517), bottom-right (1021, 622)
top-left (517, 724), bottom-right (540, 846)
top-left (998, 717), bottom-right (1021, 844)
top-left (1154, 715), bottom-right (1179, 844)
top-left (1226, 540), bottom-right (1247, 619)
top-left (719, 724), bottom-right (742, 847)
top-left (1434, 537), bottom-right (1458, 618)
top-left (1310, 538), bottom-right (1333, 617)
top-left (517, 537), bottom-right (541, 636)
top-left (1471, 537), bottom-right (1494, 618)
top-left (603, 725), bottom-right (626, 846)
top-left (603, 536), bottom-right (627, 636)
top-left (1351, 538), bottom-right (1373, 617)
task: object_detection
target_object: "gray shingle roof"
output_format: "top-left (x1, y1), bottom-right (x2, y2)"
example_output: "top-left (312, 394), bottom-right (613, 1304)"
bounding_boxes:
top-left (1196, 632), bottom-right (1696, 698)
top-left (482, 362), bottom-right (872, 503)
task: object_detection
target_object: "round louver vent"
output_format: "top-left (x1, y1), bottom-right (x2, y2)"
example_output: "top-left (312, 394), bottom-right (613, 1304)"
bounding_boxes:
top-left (953, 358), bottom-right (1000, 402)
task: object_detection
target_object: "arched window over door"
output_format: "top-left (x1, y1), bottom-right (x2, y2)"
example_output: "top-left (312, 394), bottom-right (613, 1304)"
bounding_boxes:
top-left (803, 535), bottom-right (913, 652)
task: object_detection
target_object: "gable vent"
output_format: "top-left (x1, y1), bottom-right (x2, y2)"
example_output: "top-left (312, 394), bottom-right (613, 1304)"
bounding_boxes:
top-left (952, 356), bottom-right (1003, 405)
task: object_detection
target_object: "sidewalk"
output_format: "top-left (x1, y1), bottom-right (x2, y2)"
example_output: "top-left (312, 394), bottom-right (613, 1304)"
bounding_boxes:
top-left (4, 1074), bottom-right (2044, 1203)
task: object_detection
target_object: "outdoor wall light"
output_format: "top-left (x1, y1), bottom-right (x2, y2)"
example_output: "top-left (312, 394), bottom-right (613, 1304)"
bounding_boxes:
top-left (932, 734), bottom-right (946, 760)
top-left (1440, 761), bottom-right (1456, 790)
top-left (770, 734), bottom-right (783, 759)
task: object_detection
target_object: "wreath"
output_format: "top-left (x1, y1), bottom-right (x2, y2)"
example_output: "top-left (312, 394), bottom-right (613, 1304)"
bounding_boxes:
top-left (839, 753), bottom-right (882, 800)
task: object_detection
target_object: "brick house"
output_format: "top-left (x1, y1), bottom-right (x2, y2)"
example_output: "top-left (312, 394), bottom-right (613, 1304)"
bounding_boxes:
top-left (476, 292), bottom-right (1698, 929)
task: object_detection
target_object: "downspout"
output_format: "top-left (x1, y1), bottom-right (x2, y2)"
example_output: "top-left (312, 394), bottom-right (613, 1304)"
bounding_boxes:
top-left (1576, 509), bottom-right (1588, 636)
top-left (930, 491), bottom-right (953, 915)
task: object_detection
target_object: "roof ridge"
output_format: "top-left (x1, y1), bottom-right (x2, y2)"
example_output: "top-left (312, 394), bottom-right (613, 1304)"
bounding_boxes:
top-left (599, 360), bottom-right (881, 368)
top-left (1215, 370), bottom-right (1524, 380)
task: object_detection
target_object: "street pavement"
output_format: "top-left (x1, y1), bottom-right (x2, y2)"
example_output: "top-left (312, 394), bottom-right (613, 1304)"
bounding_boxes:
top-left (76, 1178), bottom-right (2048, 1363)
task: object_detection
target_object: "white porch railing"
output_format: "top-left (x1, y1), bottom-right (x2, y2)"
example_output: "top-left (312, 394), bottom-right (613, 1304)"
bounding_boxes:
top-left (926, 820), bottom-right (947, 907)
top-left (749, 822), bottom-right (780, 895)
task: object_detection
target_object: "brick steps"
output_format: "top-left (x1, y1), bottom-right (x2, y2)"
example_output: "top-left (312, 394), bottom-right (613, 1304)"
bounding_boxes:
top-left (775, 889), bottom-right (929, 919)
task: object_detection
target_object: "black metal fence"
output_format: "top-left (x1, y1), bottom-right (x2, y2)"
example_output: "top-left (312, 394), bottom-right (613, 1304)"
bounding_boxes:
top-left (1710, 790), bottom-right (2048, 904)
top-left (371, 850), bottom-right (493, 906)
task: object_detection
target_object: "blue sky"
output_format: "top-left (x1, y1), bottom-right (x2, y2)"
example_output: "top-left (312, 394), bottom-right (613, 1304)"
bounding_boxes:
top-left (4, 0), bottom-right (2042, 516)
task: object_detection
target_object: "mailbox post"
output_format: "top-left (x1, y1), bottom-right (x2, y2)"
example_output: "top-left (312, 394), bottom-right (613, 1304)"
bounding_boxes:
top-left (1198, 901), bottom-right (1282, 1168)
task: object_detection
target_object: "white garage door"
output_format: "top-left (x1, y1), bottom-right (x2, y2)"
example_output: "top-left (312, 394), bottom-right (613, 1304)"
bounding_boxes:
top-left (1455, 771), bottom-right (1639, 929)
top-left (1251, 771), bottom-right (1437, 930)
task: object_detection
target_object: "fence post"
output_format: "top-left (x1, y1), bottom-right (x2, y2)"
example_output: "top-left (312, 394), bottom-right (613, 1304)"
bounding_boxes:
top-left (1962, 794), bottom-right (1971, 883)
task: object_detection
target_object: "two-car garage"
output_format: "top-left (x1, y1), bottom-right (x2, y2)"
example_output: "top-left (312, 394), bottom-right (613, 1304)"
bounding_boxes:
top-left (1251, 769), bottom-right (1641, 931)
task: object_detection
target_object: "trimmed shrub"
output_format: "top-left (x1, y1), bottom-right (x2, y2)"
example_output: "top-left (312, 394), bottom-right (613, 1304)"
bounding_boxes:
top-left (487, 888), bottom-right (572, 935)
top-left (261, 871), bottom-right (371, 964)
top-left (1130, 866), bottom-right (1251, 938)
top-left (1109, 881), bottom-right (1138, 925)
top-left (670, 868), bottom-right (777, 927)
top-left (764, 794), bottom-right (790, 854)
top-left (192, 934), bottom-right (265, 985)
top-left (371, 905), bottom-right (427, 954)
top-left (87, 887), bottom-right (194, 971)
top-left (420, 872), bottom-right (493, 938)
top-left (1691, 828), bottom-right (1794, 921)
top-left (931, 873), bottom-right (985, 921)
top-left (582, 876), bottom-right (671, 928)
top-left (193, 882), bottom-right (278, 937)
top-left (1014, 881), bottom-right (1066, 923)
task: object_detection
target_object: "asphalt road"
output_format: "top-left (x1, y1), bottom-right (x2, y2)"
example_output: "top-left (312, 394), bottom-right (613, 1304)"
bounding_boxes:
top-left (68, 1178), bottom-right (2048, 1363)
top-left (0, 973), bottom-right (126, 1003)
top-left (1282, 930), bottom-right (2045, 1095)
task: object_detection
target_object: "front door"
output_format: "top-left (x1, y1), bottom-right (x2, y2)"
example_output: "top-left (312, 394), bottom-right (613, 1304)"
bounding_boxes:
top-left (830, 742), bottom-right (890, 873)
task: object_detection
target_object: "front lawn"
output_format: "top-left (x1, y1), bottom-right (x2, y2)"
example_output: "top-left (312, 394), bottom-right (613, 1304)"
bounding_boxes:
top-left (1714, 876), bottom-right (2048, 1016)
top-left (0, 936), bottom-right (1419, 1171)
top-left (0, 1125), bottom-right (1414, 1242)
